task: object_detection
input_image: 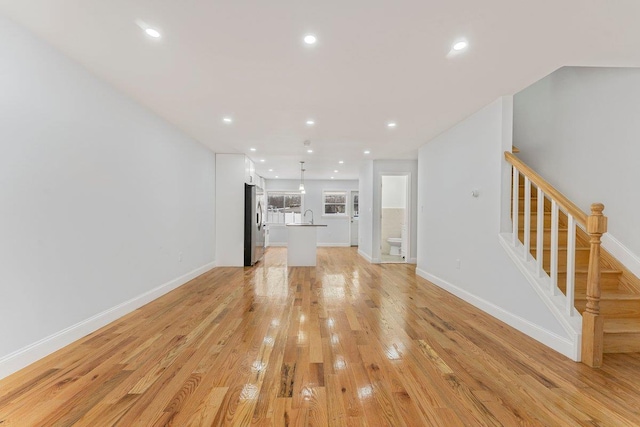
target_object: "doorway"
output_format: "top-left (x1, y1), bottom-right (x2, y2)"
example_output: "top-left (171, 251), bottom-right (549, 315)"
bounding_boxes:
top-left (380, 175), bottom-right (408, 263)
top-left (350, 191), bottom-right (359, 246)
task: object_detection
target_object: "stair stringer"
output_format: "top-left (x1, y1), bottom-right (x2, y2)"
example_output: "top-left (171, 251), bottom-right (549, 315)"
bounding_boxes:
top-left (602, 233), bottom-right (640, 283)
top-left (499, 232), bottom-right (582, 361)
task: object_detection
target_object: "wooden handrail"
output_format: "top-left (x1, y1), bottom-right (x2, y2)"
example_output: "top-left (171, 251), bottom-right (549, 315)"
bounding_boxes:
top-left (504, 152), bottom-right (588, 225)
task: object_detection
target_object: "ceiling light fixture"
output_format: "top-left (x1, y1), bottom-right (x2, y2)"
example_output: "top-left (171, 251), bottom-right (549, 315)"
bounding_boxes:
top-left (145, 28), bottom-right (161, 38)
top-left (223, 117), bottom-right (233, 123)
top-left (364, 150), bottom-right (371, 154)
top-left (307, 149), bottom-right (313, 153)
top-left (275, 175), bottom-right (279, 178)
top-left (339, 160), bottom-right (344, 164)
top-left (268, 169), bottom-right (273, 172)
top-left (387, 122), bottom-right (397, 128)
top-left (260, 159), bottom-right (265, 162)
top-left (334, 170), bottom-right (338, 173)
top-left (453, 40), bottom-right (468, 51)
top-left (304, 34), bottom-right (317, 45)
top-left (250, 148), bottom-right (256, 152)
top-left (306, 120), bottom-right (315, 125)
top-left (331, 177), bottom-right (334, 179)
top-left (299, 161), bottom-right (306, 194)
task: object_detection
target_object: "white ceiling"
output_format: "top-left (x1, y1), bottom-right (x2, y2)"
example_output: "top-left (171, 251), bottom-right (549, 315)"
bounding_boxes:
top-left (1, 0), bottom-right (639, 179)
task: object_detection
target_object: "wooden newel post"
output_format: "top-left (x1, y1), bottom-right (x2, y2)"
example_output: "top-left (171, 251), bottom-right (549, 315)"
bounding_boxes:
top-left (581, 203), bottom-right (607, 368)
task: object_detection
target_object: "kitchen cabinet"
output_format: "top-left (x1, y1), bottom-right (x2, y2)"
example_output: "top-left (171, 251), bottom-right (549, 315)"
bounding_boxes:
top-left (244, 156), bottom-right (257, 185)
top-left (216, 154), bottom-right (263, 266)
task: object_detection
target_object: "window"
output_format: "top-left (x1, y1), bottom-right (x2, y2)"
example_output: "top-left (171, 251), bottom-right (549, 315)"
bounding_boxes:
top-left (323, 191), bottom-right (347, 215)
top-left (267, 192), bottom-right (302, 224)
top-left (352, 192), bottom-right (359, 217)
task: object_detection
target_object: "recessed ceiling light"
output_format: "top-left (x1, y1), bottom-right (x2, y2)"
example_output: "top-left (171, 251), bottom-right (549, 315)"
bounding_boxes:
top-left (275, 175), bottom-right (279, 178)
top-left (268, 169), bottom-right (273, 172)
top-left (260, 159), bottom-right (265, 162)
top-left (364, 150), bottom-right (371, 154)
top-left (250, 147), bottom-right (256, 151)
top-left (306, 120), bottom-right (315, 125)
top-left (387, 122), bottom-right (397, 128)
top-left (223, 117), bottom-right (233, 123)
top-left (334, 170), bottom-right (338, 173)
top-left (453, 40), bottom-right (468, 51)
top-left (304, 34), bottom-right (317, 45)
top-left (307, 149), bottom-right (313, 153)
top-left (145, 28), bottom-right (161, 38)
top-left (331, 176), bottom-right (334, 179)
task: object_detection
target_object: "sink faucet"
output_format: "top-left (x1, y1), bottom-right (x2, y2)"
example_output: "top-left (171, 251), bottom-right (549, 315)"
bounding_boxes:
top-left (304, 209), bottom-right (314, 225)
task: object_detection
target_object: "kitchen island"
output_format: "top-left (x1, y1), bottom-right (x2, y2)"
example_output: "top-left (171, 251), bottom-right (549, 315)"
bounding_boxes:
top-left (286, 223), bottom-right (327, 266)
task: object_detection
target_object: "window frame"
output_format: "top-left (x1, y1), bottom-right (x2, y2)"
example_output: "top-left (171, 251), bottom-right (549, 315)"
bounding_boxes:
top-left (265, 190), bottom-right (304, 225)
top-left (322, 190), bottom-right (349, 217)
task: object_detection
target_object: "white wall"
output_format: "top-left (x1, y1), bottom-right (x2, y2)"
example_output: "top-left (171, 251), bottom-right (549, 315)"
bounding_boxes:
top-left (265, 179), bottom-right (358, 247)
top-left (373, 160), bottom-right (418, 263)
top-left (0, 16), bottom-right (215, 378)
top-left (358, 161), bottom-right (374, 261)
top-left (416, 97), bottom-right (571, 355)
top-left (514, 66), bottom-right (640, 263)
top-left (215, 154), bottom-right (246, 267)
top-left (382, 176), bottom-right (407, 208)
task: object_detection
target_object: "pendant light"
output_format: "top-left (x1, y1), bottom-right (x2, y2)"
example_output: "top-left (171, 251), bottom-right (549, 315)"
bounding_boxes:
top-left (299, 161), bottom-right (306, 194)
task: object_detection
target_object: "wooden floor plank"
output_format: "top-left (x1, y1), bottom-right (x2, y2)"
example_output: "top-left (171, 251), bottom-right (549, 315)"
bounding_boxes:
top-left (1, 247), bottom-right (640, 425)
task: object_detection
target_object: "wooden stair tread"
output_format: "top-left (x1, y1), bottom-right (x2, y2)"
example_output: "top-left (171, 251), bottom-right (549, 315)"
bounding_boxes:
top-left (519, 228), bottom-right (569, 233)
top-left (604, 319), bottom-right (640, 334)
top-left (531, 247), bottom-right (591, 251)
top-left (529, 246), bottom-right (590, 251)
top-left (517, 212), bottom-right (555, 218)
top-left (558, 268), bottom-right (622, 275)
top-left (536, 247), bottom-right (590, 251)
top-left (575, 290), bottom-right (640, 300)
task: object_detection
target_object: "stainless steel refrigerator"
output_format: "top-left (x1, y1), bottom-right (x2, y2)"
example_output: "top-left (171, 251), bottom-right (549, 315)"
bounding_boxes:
top-left (244, 183), bottom-right (265, 266)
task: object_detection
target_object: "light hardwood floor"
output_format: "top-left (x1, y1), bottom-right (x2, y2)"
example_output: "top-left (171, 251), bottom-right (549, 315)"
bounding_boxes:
top-left (1, 247), bottom-right (640, 426)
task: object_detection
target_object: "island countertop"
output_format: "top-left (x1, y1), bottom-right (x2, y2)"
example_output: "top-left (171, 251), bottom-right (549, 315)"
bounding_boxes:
top-left (286, 223), bottom-right (326, 266)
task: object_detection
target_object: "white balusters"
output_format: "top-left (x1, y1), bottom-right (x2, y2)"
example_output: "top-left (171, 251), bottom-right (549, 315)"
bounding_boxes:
top-left (536, 187), bottom-right (544, 276)
top-left (566, 214), bottom-right (576, 316)
top-left (550, 201), bottom-right (559, 295)
top-left (512, 167), bottom-right (519, 247)
top-left (512, 178), bottom-right (577, 316)
top-left (512, 166), bottom-right (572, 312)
top-left (523, 177), bottom-right (531, 260)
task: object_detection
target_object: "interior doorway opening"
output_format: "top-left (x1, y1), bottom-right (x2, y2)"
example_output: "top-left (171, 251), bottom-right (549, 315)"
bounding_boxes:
top-left (380, 175), bottom-right (408, 263)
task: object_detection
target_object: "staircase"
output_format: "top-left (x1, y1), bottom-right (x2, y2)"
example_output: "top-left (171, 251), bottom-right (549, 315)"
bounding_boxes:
top-left (506, 149), bottom-right (640, 367)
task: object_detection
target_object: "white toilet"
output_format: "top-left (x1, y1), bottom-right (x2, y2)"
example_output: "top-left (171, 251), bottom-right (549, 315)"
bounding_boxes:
top-left (387, 237), bottom-right (402, 255)
top-left (387, 226), bottom-right (406, 257)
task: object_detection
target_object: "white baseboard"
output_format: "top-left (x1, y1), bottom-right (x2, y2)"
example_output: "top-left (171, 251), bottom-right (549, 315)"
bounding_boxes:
top-left (358, 249), bottom-right (373, 263)
top-left (0, 261), bottom-right (216, 380)
top-left (602, 233), bottom-right (640, 279)
top-left (268, 242), bottom-right (287, 247)
top-left (415, 267), bottom-right (577, 360)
